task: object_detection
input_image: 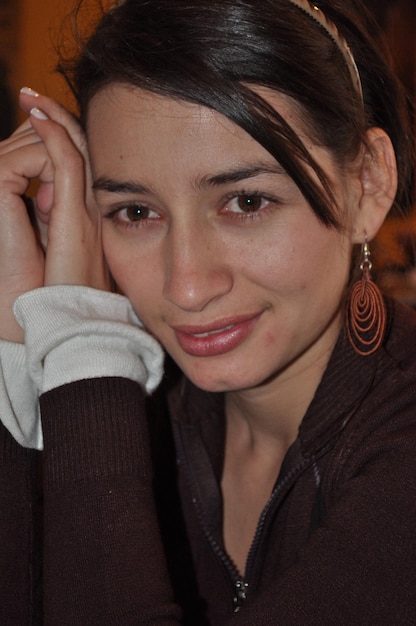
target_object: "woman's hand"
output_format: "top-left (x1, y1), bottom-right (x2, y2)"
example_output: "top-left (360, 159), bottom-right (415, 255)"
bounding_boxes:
top-left (0, 89), bottom-right (110, 342)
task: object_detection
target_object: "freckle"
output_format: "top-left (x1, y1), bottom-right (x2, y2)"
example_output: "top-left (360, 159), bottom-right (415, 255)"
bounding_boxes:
top-left (265, 332), bottom-right (276, 345)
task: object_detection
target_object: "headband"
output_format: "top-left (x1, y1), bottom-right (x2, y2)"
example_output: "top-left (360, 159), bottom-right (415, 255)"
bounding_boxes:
top-left (288, 0), bottom-right (363, 102)
top-left (109, 0), bottom-right (363, 102)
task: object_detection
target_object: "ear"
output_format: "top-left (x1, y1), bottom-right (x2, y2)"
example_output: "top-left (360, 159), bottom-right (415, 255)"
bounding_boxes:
top-left (351, 127), bottom-right (398, 244)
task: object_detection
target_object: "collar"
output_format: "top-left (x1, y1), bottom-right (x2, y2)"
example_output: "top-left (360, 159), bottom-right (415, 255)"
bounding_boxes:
top-left (168, 298), bottom-right (399, 461)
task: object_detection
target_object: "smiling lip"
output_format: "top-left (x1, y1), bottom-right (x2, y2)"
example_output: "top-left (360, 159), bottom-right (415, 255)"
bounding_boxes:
top-left (172, 313), bottom-right (262, 357)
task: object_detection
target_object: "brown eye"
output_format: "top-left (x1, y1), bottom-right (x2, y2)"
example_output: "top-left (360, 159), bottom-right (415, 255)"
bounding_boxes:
top-left (125, 204), bottom-right (150, 221)
top-left (237, 195), bottom-right (263, 212)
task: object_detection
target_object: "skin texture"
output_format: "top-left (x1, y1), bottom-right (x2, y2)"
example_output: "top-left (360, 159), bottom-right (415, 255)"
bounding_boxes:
top-left (86, 84), bottom-right (397, 571)
top-left (89, 85), bottom-right (362, 417)
top-left (0, 84), bottom-right (394, 423)
top-left (0, 82), bottom-right (396, 573)
top-left (0, 90), bottom-right (109, 342)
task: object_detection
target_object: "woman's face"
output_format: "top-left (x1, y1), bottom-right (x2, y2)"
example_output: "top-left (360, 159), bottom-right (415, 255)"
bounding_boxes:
top-left (87, 84), bottom-right (361, 393)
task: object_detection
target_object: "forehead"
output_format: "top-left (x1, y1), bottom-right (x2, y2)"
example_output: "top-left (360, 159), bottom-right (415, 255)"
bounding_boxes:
top-left (86, 83), bottom-right (329, 194)
top-left (87, 83), bottom-right (305, 156)
top-left (87, 85), bottom-right (275, 186)
top-left (88, 84), bottom-right (220, 129)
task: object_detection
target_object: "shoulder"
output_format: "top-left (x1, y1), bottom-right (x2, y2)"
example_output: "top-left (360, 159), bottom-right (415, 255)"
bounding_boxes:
top-left (328, 299), bottom-right (416, 478)
top-left (383, 297), bottom-right (416, 366)
top-left (361, 298), bottom-right (416, 427)
top-left (372, 298), bottom-right (416, 413)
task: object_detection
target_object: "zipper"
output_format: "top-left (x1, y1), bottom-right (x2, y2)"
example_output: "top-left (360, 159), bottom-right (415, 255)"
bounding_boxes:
top-left (244, 432), bottom-right (346, 584)
top-left (233, 579), bottom-right (249, 612)
top-left (187, 454), bottom-right (320, 613)
top-left (244, 453), bottom-right (318, 583)
top-left (175, 410), bottom-right (353, 613)
top-left (189, 493), bottom-right (247, 612)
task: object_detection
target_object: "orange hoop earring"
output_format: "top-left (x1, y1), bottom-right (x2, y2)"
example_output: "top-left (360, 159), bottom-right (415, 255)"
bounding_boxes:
top-left (346, 240), bottom-right (386, 356)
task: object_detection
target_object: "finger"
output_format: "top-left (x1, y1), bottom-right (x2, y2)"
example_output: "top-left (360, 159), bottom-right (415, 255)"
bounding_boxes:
top-left (29, 197), bottom-right (49, 247)
top-left (20, 88), bottom-right (95, 206)
top-left (27, 107), bottom-right (109, 289)
top-left (10, 117), bottom-right (33, 135)
top-left (0, 142), bottom-right (51, 259)
top-left (0, 140), bottom-right (52, 199)
top-left (19, 88), bottom-right (87, 157)
top-left (28, 107), bottom-right (86, 215)
top-left (0, 193), bottom-right (45, 342)
top-left (0, 125), bottom-right (42, 155)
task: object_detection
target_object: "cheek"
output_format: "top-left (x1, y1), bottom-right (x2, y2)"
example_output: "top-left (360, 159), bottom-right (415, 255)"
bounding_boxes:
top-left (236, 231), bottom-right (312, 295)
top-left (252, 226), bottom-right (351, 301)
top-left (232, 214), bottom-right (337, 290)
top-left (102, 235), bottom-right (158, 309)
top-left (102, 235), bottom-right (128, 287)
top-left (291, 231), bottom-right (352, 304)
top-left (231, 230), bottom-right (289, 285)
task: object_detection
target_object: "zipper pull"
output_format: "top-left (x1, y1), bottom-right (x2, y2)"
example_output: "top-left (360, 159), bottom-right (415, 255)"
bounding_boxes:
top-left (233, 579), bottom-right (249, 612)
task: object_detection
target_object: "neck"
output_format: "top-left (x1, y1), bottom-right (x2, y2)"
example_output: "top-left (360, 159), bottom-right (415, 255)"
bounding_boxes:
top-left (225, 330), bottom-right (337, 452)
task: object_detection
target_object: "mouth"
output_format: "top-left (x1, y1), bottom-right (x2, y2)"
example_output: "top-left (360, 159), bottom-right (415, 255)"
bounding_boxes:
top-left (171, 313), bottom-right (262, 357)
top-left (190, 324), bottom-right (235, 338)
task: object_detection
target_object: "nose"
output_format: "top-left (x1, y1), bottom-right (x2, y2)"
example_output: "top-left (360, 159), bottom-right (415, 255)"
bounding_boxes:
top-left (163, 223), bottom-right (233, 312)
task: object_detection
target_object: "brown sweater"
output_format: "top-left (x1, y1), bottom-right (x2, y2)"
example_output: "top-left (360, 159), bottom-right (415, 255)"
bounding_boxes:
top-left (1, 298), bottom-right (416, 624)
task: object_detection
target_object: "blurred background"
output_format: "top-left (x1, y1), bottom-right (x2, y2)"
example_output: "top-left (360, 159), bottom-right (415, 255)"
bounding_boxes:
top-left (1, 0), bottom-right (413, 120)
top-left (0, 0), bottom-right (67, 133)
top-left (1, 0), bottom-right (416, 302)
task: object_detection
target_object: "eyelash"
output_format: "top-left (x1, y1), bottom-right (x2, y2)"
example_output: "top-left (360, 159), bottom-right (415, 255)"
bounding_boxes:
top-left (103, 203), bottom-right (159, 229)
top-left (103, 191), bottom-right (281, 229)
top-left (221, 191), bottom-right (280, 221)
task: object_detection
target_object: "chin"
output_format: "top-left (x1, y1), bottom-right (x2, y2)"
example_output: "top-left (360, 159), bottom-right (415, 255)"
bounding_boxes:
top-left (183, 365), bottom-right (266, 394)
top-left (167, 347), bottom-right (273, 393)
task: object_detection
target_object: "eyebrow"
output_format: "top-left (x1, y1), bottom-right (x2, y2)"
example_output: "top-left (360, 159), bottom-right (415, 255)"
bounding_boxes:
top-left (92, 163), bottom-right (286, 195)
top-left (201, 164), bottom-right (286, 187)
top-left (92, 178), bottom-right (152, 195)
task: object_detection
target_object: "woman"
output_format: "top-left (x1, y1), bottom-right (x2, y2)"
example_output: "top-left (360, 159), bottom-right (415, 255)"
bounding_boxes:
top-left (0, 0), bottom-right (415, 623)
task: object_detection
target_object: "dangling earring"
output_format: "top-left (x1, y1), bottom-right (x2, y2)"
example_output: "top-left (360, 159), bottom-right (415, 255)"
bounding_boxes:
top-left (346, 239), bottom-right (386, 356)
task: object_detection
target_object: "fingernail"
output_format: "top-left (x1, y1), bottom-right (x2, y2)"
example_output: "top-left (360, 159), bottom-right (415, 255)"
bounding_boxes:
top-left (20, 86), bottom-right (40, 97)
top-left (30, 107), bottom-right (48, 120)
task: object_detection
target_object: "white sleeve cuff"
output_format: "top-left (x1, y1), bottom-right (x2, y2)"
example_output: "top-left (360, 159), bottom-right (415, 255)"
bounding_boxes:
top-left (0, 340), bottom-right (41, 449)
top-left (0, 285), bottom-right (164, 450)
top-left (14, 285), bottom-right (164, 395)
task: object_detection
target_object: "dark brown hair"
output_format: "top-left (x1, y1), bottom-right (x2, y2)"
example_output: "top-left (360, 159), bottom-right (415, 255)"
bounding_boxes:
top-left (58, 0), bottom-right (414, 226)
